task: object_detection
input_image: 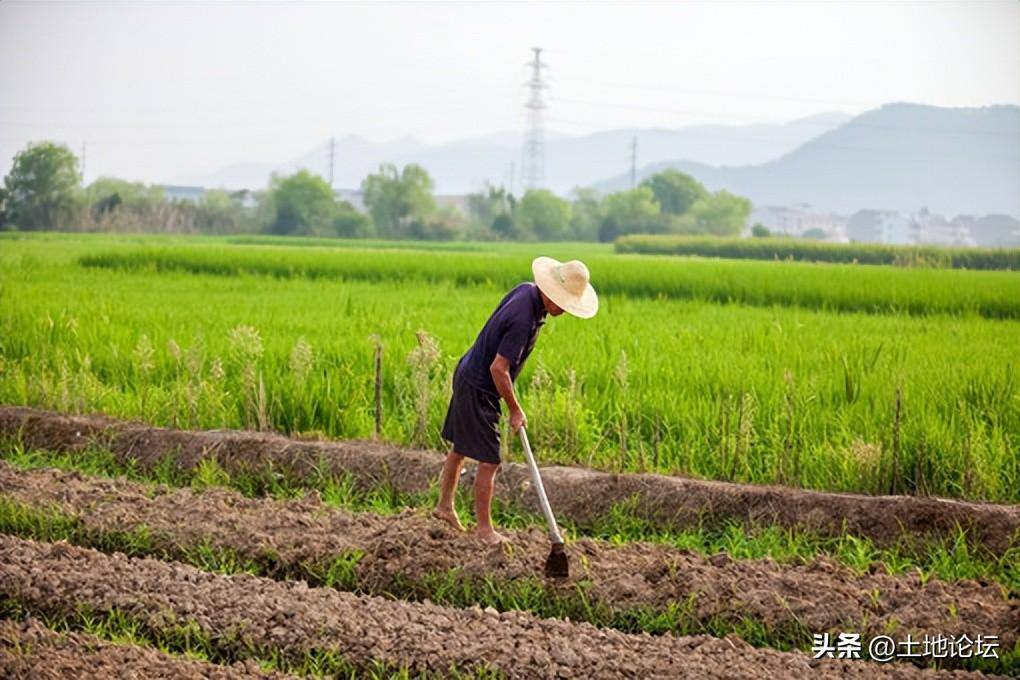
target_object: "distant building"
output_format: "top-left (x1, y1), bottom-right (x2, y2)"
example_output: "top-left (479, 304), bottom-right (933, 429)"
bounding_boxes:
top-left (909, 208), bottom-right (975, 246)
top-left (160, 185), bottom-right (205, 203)
top-left (970, 214), bottom-right (1020, 248)
top-left (846, 210), bottom-right (912, 245)
top-left (749, 204), bottom-right (847, 240)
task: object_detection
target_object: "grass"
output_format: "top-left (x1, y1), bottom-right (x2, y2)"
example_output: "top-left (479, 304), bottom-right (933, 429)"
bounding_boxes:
top-left (77, 241), bottom-right (1020, 318)
top-left (2, 234), bottom-right (1018, 502)
top-left (615, 234), bottom-right (1020, 271)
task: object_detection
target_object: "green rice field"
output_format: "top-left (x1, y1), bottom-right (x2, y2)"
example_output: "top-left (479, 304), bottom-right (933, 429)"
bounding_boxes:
top-left (1, 232), bottom-right (1018, 502)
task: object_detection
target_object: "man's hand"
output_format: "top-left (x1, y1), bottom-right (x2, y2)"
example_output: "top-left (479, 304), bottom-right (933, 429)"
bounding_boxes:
top-left (509, 406), bottom-right (527, 433)
top-left (491, 354), bottom-right (526, 431)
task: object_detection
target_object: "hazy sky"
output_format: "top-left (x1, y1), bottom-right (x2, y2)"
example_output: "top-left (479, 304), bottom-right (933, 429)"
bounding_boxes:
top-left (1, 0), bottom-right (1017, 184)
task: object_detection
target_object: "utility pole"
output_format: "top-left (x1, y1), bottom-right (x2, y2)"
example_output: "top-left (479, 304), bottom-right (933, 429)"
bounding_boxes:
top-left (80, 142), bottom-right (86, 183)
top-left (328, 137), bottom-right (336, 188)
top-left (521, 47), bottom-right (548, 191)
top-left (629, 136), bottom-right (638, 188)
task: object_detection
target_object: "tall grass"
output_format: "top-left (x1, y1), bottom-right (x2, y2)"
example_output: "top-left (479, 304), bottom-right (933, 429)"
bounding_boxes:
top-left (615, 234), bottom-right (1020, 271)
top-left (1, 235), bottom-right (1018, 501)
top-left (77, 242), bottom-right (1020, 318)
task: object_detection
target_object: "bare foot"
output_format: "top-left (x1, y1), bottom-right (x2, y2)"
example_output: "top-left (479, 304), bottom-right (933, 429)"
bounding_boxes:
top-left (473, 528), bottom-right (508, 545)
top-left (431, 507), bottom-right (465, 532)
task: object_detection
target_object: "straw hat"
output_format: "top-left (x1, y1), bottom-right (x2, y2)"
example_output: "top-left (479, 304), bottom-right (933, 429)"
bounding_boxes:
top-left (532, 256), bottom-right (599, 319)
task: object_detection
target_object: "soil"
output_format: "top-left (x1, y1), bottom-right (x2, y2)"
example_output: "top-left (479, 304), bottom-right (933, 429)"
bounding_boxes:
top-left (2, 462), bottom-right (1016, 650)
top-left (2, 405), bottom-right (1018, 555)
top-left (0, 535), bottom-right (992, 679)
top-left (0, 618), bottom-right (288, 679)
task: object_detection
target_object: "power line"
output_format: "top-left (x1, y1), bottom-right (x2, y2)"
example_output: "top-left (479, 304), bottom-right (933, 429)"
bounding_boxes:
top-left (521, 47), bottom-right (548, 191)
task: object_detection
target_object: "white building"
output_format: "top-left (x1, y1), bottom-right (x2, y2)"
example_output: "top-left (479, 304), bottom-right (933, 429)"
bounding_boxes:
top-left (749, 204), bottom-right (848, 240)
top-left (846, 210), bottom-right (912, 245)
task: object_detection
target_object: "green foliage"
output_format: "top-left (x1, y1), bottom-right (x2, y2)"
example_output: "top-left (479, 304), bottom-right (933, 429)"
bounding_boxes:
top-left (85, 177), bottom-right (165, 214)
top-left (361, 163), bottom-right (437, 238)
top-left (2, 141), bottom-right (81, 230)
top-left (674, 190), bottom-right (752, 236)
top-left (751, 223), bottom-right (771, 238)
top-left (640, 169), bottom-right (707, 215)
top-left (266, 170), bottom-right (341, 236)
top-left (568, 187), bottom-right (602, 241)
top-left (465, 183), bottom-right (515, 239)
top-left (598, 186), bottom-right (661, 241)
top-left (515, 189), bottom-right (572, 241)
top-left (615, 234), bottom-right (1020, 271)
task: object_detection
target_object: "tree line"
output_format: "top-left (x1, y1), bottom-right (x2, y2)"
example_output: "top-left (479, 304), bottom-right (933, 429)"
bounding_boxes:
top-left (0, 140), bottom-right (751, 241)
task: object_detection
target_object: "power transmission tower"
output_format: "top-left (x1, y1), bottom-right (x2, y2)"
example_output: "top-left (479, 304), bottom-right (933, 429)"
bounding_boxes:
top-left (629, 136), bottom-right (638, 188)
top-left (328, 137), bottom-right (336, 188)
top-left (521, 47), bottom-right (548, 191)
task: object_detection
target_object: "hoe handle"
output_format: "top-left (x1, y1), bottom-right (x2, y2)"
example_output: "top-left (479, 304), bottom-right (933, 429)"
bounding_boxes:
top-left (518, 427), bottom-right (564, 545)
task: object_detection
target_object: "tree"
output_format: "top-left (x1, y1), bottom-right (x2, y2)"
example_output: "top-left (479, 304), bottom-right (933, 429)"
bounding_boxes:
top-left (751, 223), bottom-right (771, 238)
top-left (679, 190), bottom-right (751, 236)
top-left (361, 163), bottom-right (436, 238)
top-left (598, 187), bottom-right (661, 242)
top-left (802, 228), bottom-right (827, 240)
top-left (3, 141), bottom-right (81, 229)
top-left (266, 170), bottom-right (337, 236)
top-left (465, 183), bottom-right (513, 239)
top-left (333, 200), bottom-right (374, 238)
top-left (641, 169), bottom-right (707, 216)
top-left (569, 187), bottom-right (602, 241)
top-left (516, 189), bottom-right (571, 241)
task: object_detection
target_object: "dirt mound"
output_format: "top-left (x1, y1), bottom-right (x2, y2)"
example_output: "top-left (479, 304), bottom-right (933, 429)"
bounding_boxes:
top-left (0, 618), bottom-right (287, 679)
top-left (3, 405), bottom-right (1018, 554)
top-left (3, 462), bottom-right (1016, 650)
top-left (0, 535), bottom-right (990, 679)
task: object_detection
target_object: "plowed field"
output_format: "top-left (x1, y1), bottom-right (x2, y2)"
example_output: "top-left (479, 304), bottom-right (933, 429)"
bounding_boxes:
top-left (0, 536), bottom-right (995, 678)
top-left (1, 406), bottom-right (1017, 676)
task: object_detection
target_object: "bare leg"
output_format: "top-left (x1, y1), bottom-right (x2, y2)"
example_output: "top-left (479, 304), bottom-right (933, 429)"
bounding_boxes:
top-left (473, 462), bottom-right (505, 544)
top-left (432, 450), bottom-right (465, 531)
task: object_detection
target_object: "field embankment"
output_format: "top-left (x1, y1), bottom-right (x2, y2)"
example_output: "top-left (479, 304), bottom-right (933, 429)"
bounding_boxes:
top-left (0, 535), bottom-right (995, 678)
top-left (4, 406), bottom-right (1017, 556)
top-left (0, 619), bottom-right (288, 679)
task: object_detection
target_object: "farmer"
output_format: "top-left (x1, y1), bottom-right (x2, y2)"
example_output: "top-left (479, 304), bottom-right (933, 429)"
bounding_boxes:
top-left (432, 257), bottom-right (598, 544)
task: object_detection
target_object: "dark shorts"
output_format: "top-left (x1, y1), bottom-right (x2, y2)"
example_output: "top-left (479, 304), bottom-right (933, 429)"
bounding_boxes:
top-left (441, 366), bottom-right (502, 464)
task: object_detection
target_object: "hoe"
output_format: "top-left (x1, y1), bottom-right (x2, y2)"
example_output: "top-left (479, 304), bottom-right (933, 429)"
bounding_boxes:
top-left (518, 427), bottom-right (569, 578)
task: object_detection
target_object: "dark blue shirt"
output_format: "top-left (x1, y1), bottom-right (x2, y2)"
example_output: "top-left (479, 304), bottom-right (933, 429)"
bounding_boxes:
top-left (457, 282), bottom-right (547, 396)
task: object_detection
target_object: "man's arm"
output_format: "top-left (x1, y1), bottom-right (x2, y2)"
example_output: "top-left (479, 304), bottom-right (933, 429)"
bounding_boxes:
top-left (490, 353), bottom-right (526, 432)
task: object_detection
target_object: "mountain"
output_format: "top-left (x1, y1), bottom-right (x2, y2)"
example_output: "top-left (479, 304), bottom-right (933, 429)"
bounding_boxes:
top-left (595, 103), bottom-right (1020, 217)
top-left (179, 113), bottom-right (851, 194)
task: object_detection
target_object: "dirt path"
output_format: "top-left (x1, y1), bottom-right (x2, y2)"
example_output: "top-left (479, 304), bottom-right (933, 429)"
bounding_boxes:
top-left (2, 405), bottom-right (1017, 554)
top-left (0, 535), bottom-right (993, 679)
top-left (2, 462), bottom-right (1015, 651)
top-left (0, 618), bottom-right (288, 679)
